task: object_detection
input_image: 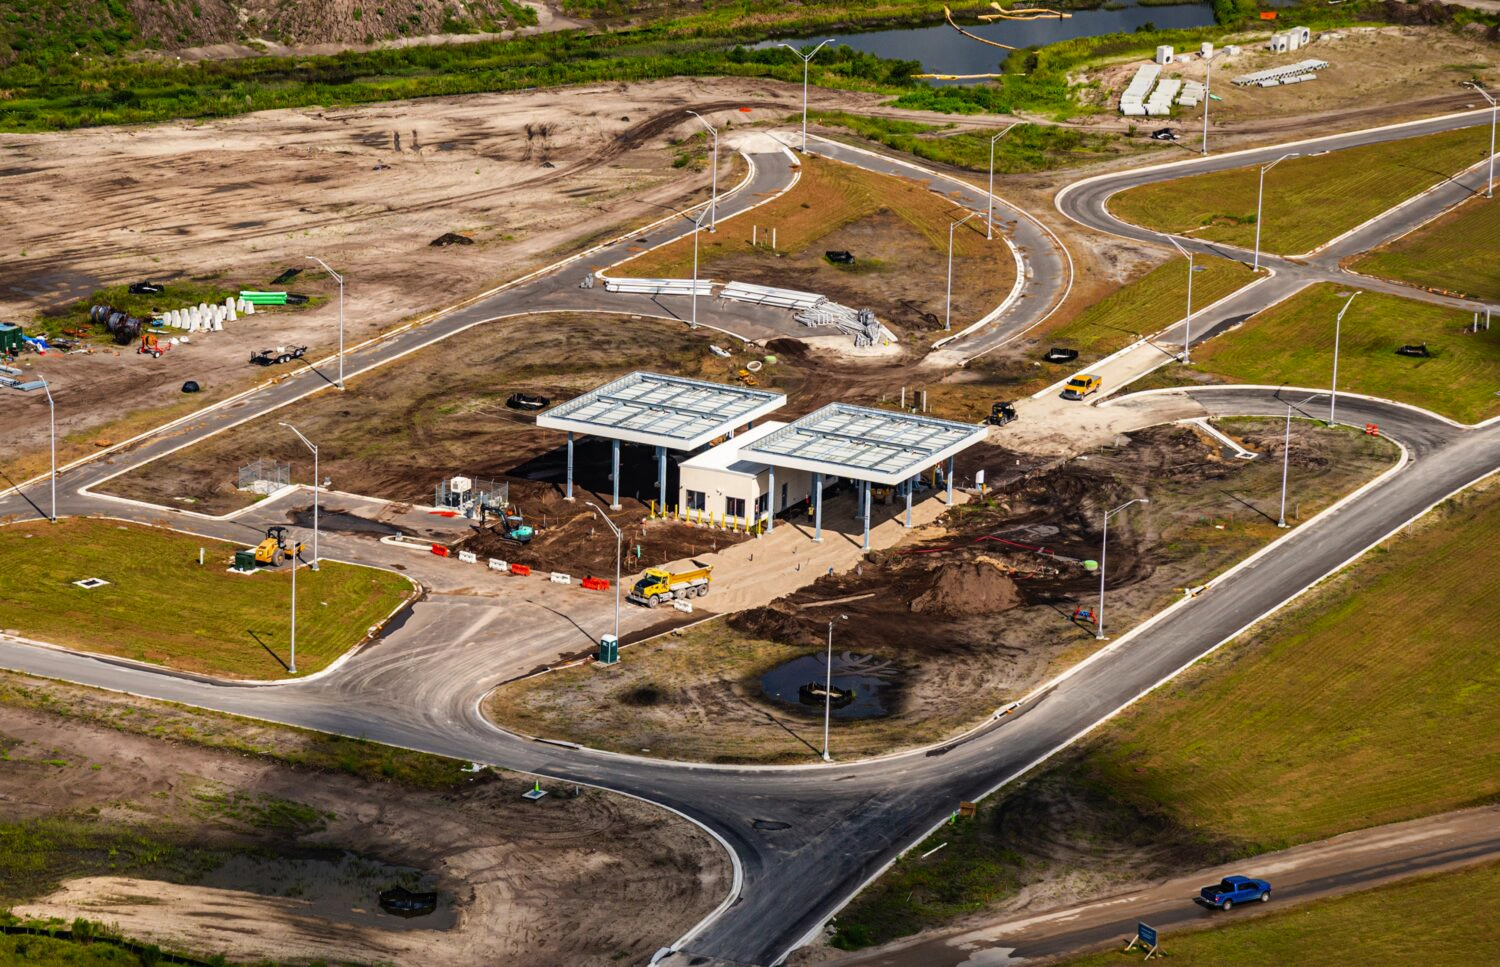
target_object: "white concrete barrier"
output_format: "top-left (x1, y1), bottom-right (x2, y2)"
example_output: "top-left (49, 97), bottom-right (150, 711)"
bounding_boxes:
top-left (549, 572), bottom-right (572, 585)
top-left (673, 599), bottom-right (694, 614)
top-left (488, 558), bottom-right (509, 572)
top-left (458, 550), bottom-right (478, 564)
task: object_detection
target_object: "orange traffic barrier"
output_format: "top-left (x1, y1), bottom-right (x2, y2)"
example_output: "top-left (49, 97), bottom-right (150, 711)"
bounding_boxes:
top-left (581, 577), bottom-right (610, 591)
top-left (511, 563), bottom-right (532, 576)
top-left (430, 544), bottom-right (450, 557)
top-left (1365, 423), bottom-right (1380, 436)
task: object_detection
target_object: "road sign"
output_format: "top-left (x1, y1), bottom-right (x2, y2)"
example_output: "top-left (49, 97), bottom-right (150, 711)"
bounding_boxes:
top-left (1124, 922), bottom-right (1160, 959)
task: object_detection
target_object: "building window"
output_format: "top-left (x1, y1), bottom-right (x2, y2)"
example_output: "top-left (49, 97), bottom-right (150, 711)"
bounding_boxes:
top-left (754, 493), bottom-right (769, 518)
top-left (725, 496), bottom-right (746, 520)
top-left (686, 489), bottom-right (707, 512)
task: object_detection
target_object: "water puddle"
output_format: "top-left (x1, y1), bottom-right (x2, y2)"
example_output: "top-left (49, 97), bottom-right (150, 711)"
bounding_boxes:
top-left (760, 652), bottom-right (899, 719)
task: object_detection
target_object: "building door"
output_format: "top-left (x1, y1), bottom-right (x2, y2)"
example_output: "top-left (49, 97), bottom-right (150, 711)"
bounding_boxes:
top-left (780, 482), bottom-right (788, 512)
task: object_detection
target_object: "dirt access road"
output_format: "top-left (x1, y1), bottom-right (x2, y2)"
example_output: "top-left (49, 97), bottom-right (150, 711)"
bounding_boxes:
top-left (0, 673), bottom-right (729, 965)
top-left (1, 76), bottom-right (885, 471)
top-left (829, 805), bottom-right (1500, 966)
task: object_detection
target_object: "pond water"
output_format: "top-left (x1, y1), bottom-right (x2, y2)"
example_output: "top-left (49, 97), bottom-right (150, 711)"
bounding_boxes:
top-left (760, 652), bottom-right (899, 719)
top-left (759, 1), bottom-right (1215, 83)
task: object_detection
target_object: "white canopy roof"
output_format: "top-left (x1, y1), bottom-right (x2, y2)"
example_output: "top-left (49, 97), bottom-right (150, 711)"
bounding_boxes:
top-left (742, 402), bottom-right (987, 486)
top-left (536, 371), bottom-right (786, 450)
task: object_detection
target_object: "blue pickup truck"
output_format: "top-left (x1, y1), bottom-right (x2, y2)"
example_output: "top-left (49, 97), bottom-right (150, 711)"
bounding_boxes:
top-left (1199, 875), bottom-right (1271, 910)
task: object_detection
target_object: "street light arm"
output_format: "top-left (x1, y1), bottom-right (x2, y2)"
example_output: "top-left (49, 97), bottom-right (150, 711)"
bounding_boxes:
top-left (1465, 81), bottom-right (1496, 106)
top-left (1262, 151), bottom-right (1300, 174)
top-left (278, 421), bottom-right (316, 453)
top-left (304, 255), bottom-right (342, 285)
top-left (1163, 234), bottom-right (1190, 259)
top-left (585, 502), bottom-right (623, 541)
top-left (991, 121), bottom-right (1022, 145)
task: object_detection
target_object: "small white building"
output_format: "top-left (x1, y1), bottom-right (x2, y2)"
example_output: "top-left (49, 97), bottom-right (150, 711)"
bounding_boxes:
top-left (677, 421), bottom-right (820, 527)
top-left (1155, 45), bottom-right (1174, 65)
top-left (1200, 41), bottom-right (1214, 58)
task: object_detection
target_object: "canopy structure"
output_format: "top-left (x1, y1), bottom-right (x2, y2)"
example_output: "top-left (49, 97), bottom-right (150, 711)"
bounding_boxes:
top-left (536, 371), bottom-right (786, 509)
top-left (742, 402), bottom-right (987, 547)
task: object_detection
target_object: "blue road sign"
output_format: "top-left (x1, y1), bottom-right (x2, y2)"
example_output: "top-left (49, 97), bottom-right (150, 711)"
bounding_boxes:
top-left (1138, 922), bottom-right (1158, 947)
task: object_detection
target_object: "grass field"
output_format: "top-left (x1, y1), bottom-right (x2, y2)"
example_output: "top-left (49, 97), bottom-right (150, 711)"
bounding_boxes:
top-left (1045, 255), bottom-right (1259, 361)
top-left (1108, 126), bottom-right (1493, 255)
top-left (1060, 862), bottom-right (1500, 967)
top-left (808, 112), bottom-right (1162, 173)
top-left (1083, 479), bottom-right (1500, 851)
top-left (1184, 283), bottom-right (1500, 423)
top-left (0, 519), bottom-right (413, 679)
top-left (616, 154), bottom-right (995, 277)
top-left (1353, 194), bottom-right (1500, 303)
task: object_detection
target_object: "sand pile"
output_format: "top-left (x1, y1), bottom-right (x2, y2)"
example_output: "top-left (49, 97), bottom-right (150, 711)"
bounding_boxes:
top-left (910, 561), bottom-right (1022, 616)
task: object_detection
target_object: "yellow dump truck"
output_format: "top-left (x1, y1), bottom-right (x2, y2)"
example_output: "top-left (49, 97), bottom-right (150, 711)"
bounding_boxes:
top-left (627, 564), bottom-right (713, 608)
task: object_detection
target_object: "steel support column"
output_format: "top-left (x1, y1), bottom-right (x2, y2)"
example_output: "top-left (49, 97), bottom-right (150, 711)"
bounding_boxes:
top-left (565, 432), bottom-right (574, 501)
top-left (813, 472), bottom-right (823, 542)
top-left (766, 464), bottom-right (776, 533)
top-left (862, 480), bottom-right (871, 551)
top-left (611, 438), bottom-right (621, 510)
top-left (946, 456), bottom-right (955, 506)
top-left (905, 475), bottom-right (914, 527)
top-left (656, 445), bottom-right (667, 514)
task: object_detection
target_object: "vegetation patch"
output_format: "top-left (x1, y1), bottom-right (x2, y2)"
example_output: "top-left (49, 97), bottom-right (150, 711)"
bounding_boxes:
top-left (1352, 193), bottom-right (1500, 303)
top-left (809, 112), bottom-right (1160, 173)
top-left (1058, 861), bottom-right (1500, 966)
top-left (1182, 283), bottom-right (1500, 424)
top-left (1108, 126), bottom-right (1493, 255)
top-left (0, 518), bottom-right (414, 679)
top-left (1043, 255), bottom-right (1258, 362)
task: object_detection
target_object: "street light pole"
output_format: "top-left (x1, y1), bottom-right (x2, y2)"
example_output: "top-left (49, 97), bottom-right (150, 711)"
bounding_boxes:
top-left (305, 256), bottom-right (345, 391)
top-left (280, 422), bottom-right (319, 569)
top-left (1097, 498), bottom-right (1149, 641)
top-left (986, 121), bottom-right (1021, 241)
top-left (289, 537), bottom-right (298, 675)
top-left (1164, 235), bottom-right (1196, 363)
top-left (686, 110), bottom-right (719, 231)
top-left (586, 502), bottom-right (623, 646)
top-left (1278, 394), bottom-right (1319, 529)
top-left (946, 210), bottom-right (983, 332)
top-left (1330, 291), bottom-right (1360, 425)
top-left (1466, 82), bottom-right (1496, 199)
top-left (40, 376), bottom-right (56, 522)
top-left (690, 206), bottom-right (709, 330)
top-left (823, 614), bottom-right (846, 761)
top-left (1254, 152), bottom-right (1299, 272)
top-left (778, 39), bottom-right (837, 153)
top-left (1201, 50), bottom-right (1225, 156)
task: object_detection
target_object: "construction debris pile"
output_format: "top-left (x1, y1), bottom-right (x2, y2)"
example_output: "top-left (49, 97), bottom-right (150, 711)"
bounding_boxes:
top-left (794, 304), bottom-right (889, 348)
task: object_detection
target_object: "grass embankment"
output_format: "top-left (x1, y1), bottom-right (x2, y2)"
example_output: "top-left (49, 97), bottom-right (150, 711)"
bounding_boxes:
top-left (26, 277), bottom-right (320, 343)
top-left (617, 154), bottom-right (997, 278)
top-left (808, 113), bottom-right (1161, 173)
top-left (1046, 256), bottom-right (1258, 360)
top-left (1059, 862), bottom-right (1500, 967)
top-left (0, 519), bottom-right (413, 678)
top-left (1109, 126), bottom-right (1494, 255)
top-left (1353, 194), bottom-right (1500, 303)
top-left (830, 478), bottom-right (1500, 948)
top-left (1180, 283), bottom-right (1500, 424)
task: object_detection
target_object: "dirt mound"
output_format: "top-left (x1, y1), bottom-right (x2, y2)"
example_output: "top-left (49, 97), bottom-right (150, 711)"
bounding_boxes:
top-left (730, 605), bottom-right (816, 646)
top-left (910, 561), bottom-right (1021, 617)
top-left (765, 337), bottom-right (810, 358)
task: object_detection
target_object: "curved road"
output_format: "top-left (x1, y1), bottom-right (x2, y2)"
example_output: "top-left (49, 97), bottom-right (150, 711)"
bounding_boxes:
top-left (3, 111), bottom-right (1499, 965)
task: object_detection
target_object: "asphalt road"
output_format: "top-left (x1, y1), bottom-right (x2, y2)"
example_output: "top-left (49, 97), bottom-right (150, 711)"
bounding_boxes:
top-left (3, 113), bottom-right (1499, 966)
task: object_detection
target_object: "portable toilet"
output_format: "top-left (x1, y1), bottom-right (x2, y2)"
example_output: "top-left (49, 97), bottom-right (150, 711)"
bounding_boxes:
top-left (0, 323), bottom-right (22, 355)
top-left (1155, 45), bottom-right (1174, 65)
top-left (1200, 41), bottom-right (1214, 58)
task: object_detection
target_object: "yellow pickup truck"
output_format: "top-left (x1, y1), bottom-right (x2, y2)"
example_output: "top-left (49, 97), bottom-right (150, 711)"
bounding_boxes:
top-left (1061, 373), bottom-right (1102, 401)
top-left (627, 565), bottom-right (713, 608)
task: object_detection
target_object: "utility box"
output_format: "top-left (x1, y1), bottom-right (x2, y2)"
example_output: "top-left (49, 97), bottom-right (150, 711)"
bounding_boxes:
top-left (1155, 45), bottom-right (1174, 65)
top-left (233, 550), bottom-right (258, 572)
top-left (598, 634), bottom-right (619, 665)
top-left (0, 323), bottom-right (23, 355)
top-left (1200, 41), bottom-right (1214, 58)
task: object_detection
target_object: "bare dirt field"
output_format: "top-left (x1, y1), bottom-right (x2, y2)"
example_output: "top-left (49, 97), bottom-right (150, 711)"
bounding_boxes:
top-left (486, 420), bottom-right (1397, 763)
top-left (0, 670), bottom-right (728, 965)
top-left (96, 313), bottom-right (992, 574)
top-left (616, 154), bottom-right (1018, 340)
top-left (0, 77), bottom-right (828, 479)
top-left (1082, 26), bottom-right (1498, 130)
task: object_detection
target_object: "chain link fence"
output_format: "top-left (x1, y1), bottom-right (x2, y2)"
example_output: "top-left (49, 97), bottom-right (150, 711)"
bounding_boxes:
top-left (238, 459), bottom-right (291, 495)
